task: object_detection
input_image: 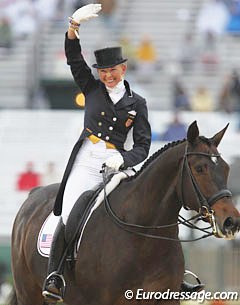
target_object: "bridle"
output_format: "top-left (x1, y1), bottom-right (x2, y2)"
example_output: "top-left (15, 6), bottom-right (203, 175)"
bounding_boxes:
top-left (179, 144), bottom-right (232, 236)
top-left (102, 143), bottom-right (232, 241)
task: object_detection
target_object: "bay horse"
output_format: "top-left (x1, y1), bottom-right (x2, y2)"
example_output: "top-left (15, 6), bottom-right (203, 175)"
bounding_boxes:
top-left (8, 121), bottom-right (240, 305)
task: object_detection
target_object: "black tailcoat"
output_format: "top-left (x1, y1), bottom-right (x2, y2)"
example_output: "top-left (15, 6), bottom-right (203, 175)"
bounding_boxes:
top-left (53, 35), bottom-right (151, 216)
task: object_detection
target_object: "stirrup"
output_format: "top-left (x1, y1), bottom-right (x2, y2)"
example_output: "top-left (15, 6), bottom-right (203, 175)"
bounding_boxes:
top-left (181, 270), bottom-right (205, 293)
top-left (42, 272), bottom-right (66, 302)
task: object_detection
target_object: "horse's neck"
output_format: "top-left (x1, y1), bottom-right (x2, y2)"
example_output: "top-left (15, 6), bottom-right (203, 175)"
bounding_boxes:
top-left (126, 144), bottom-right (184, 226)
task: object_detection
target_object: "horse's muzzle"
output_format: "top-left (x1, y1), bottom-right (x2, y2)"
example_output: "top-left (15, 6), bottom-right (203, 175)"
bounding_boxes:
top-left (222, 216), bottom-right (240, 239)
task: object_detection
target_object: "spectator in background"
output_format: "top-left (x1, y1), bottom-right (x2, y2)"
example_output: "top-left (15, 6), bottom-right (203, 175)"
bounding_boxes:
top-left (219, 69), bottom-right (240, 130)
top-left (161, 112), bottom-right (187, 142)
top-left (172, 79), bottom-right (191, 110)
top-left (219, 75), bottom-right (232, 113)
top-left (135, 34), bottom-right (157, 82)
top-left (0, 16), bottom-right (12, 52)
top-left (16, 162), bottom-right (41, 191)
top-left (200, 31), bottom-right (220, 72)
top-left (219, 70), bottom-right (240, 113)
top-left (4, 0), bottom-right (37, 39)
top-left (177, 32), bottom-right (198, 72)
top-left (41, 162), bottom-right (60, 186)
top-left (119, 36), bottom-right (137, 71)
top-left (228, 70), bottom-right (240, 109)
top-left (191, 86), bottom-right (214, 111)
top-left (196, 0), bottom-right (230, 36)
top-left (196, 0), bottom-right (229, 71)
top-left (226, 0), bottom-right (240, 35)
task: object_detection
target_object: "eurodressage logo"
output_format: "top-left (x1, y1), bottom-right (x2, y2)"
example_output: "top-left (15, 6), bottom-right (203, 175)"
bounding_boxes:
top-left (124, 288), bottom-right (239, 303)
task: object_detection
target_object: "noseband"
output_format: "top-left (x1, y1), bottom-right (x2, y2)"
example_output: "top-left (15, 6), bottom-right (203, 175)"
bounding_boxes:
top-left (180, 145), bottom-right (232, 235)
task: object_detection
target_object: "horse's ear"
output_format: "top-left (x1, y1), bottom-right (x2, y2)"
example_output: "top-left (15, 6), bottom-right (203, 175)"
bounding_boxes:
top-left (211, 123), bottom-right (229, 147)
top-left (187, 121), bottom-right (199, 144)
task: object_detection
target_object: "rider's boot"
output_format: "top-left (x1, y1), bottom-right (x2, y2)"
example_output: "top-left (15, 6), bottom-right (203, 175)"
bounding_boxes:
top-left (42, 218), bottom-right (66, 302)
top-left (181, 270), bottom-right (205, 293)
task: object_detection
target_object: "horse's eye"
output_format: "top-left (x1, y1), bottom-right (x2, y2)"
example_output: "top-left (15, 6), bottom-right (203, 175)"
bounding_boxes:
top-left (195, 165), bottom-right (203, 173)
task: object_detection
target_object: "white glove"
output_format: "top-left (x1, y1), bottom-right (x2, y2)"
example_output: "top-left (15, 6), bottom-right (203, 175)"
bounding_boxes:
top-left (105, 155), bottom-right (124, 172)
top-left (71, 3), bottom-right (102, 25)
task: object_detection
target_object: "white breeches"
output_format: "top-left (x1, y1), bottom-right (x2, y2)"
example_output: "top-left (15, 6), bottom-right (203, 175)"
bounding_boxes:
top-left (61, 138), bottom-right (122, 224)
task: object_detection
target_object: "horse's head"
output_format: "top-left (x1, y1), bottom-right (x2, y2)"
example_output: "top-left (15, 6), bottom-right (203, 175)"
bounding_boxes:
top-left (179, 121), bottom-right (240, 239)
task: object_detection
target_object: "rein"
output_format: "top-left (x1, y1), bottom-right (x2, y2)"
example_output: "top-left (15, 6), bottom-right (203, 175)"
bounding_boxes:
top-left (101, 143), bottom-right (232, 241)
top-left (102, 168), bottom-right (212, 242)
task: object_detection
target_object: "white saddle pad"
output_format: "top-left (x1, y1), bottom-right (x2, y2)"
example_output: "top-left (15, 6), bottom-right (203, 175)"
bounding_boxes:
top-left (37, 212), bottom-right (60, 257)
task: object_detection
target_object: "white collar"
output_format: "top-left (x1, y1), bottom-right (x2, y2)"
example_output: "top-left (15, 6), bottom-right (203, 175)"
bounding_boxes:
top-left (106, 80), bottom-right (125, 95)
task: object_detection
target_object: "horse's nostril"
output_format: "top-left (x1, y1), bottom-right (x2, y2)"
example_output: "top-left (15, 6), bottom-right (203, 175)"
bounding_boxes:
top-left (223, 217), bottom-right (234, 230)
top-left (237, 218), bottom-right (240, 230)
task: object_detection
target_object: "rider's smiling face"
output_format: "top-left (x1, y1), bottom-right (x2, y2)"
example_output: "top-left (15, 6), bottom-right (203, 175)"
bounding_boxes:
top-left (97, 64), bottom-right (127, 88)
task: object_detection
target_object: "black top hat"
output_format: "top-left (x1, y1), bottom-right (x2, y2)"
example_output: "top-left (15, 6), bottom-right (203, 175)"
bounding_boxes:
top-left (92, 47), bottom-right (127, 69)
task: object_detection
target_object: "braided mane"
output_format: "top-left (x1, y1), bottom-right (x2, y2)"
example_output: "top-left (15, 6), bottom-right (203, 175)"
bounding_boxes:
top-left (128, 138), bottom-right (186, 181)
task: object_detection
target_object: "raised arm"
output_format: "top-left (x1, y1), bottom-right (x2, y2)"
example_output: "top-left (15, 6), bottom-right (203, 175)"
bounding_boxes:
top-left (65, 4), bottom-right (102, 93)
